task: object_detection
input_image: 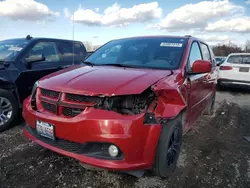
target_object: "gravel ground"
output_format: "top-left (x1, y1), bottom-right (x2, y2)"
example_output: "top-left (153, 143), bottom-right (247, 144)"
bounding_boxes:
top-left (1, 88), bottom-right (250, 188)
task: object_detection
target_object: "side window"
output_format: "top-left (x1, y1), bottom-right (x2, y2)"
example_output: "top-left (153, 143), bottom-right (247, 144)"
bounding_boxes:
top-left (189, 42), bottom-right (202, 68)
top-left (28, 42), bottom-right (60, 62)
top-left (209, 47), bottom-right (216, 67)
top-left (57, 42), bottom-right (87, 62)
top-left (73, 43), bottom-right (87, 60)
top-left (200, 43), bottom-right (211, 61)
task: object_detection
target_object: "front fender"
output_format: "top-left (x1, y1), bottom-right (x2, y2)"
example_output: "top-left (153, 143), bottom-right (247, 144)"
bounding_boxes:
top-left (151, 73), bottom-right (187, 119)
top-left (0, 77), bottom-right (21, 107)
top-left (153, 89), bottom-right (187, 119)
top-left (0, 77), bottom-right (15, 89)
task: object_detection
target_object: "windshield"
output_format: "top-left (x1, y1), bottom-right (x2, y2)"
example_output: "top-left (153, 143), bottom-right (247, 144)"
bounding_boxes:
top-left (0, 39), bottom-right (29, 61)
top-left (85, 37), bottom-right (187, 69)
top-left (227, 55), bottom-right (250, 64)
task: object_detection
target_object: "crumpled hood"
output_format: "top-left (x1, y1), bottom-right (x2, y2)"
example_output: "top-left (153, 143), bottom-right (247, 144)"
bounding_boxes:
top-left (39, 65), bottom-right (172, 96)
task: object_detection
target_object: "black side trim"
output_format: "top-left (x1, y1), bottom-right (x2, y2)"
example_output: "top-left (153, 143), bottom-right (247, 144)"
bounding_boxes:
top-left (218, 79), bottom-right (250, 84)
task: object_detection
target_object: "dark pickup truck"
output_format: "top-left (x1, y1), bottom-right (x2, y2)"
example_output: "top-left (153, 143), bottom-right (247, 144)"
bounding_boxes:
top-left (0, 36), bottom-right (87, 131)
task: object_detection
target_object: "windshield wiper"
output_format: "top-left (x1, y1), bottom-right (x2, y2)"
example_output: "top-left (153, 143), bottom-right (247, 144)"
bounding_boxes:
top-left (82, 61), bottom-right (96, 66)
top-left (100, 63), bottom-right (138, 68)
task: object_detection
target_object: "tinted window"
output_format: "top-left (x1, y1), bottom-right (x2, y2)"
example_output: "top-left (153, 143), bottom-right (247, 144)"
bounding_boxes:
top-left (200, 43), bottom-right (211, 61)
top-left (209, 49), bottom-right (216, 67)
top-left (58, 42), bottom-right (87, 61)
top-left (189, 42), bottom-right (202, 67)
top-left (227, 55), bottom-right (250, 64)
top-left (86, 38), bottom-right (187, 69)
top-left (28, 42), bottom-right (60, 62)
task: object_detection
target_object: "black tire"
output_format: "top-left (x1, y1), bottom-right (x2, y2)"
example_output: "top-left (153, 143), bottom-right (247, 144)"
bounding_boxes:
top-left (204, 92), bottom-right (216, 116)
top-left (0, 89), bottom-right (19, 132)
top-left (153, 115), bottom-right (183, 178)
top-left (216, 83), bottom-right (224, 91)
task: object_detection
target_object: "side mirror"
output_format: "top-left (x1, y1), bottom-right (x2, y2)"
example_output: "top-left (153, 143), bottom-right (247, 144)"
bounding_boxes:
top-left (192, 60), bottom-right (212, 74)
top-left (25, 54), bottom-right (45, 63)
top-left (25, 54), bottom-right (45, 68)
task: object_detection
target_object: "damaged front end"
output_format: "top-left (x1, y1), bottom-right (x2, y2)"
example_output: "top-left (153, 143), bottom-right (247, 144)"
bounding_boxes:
top-left (94, 80), bottom-right (187, 125)
top-left (34, 78), bottom-right (187, 124)
top-left (94, 88), bottom-right (156, 115)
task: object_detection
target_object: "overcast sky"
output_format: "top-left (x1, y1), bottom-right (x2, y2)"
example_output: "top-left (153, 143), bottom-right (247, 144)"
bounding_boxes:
top-left (0, 0), bottom-right (250, 45)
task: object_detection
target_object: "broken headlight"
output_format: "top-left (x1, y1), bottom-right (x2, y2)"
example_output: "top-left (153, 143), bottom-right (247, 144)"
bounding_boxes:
top-left (97, 89), bottom-right (155, 115)
top-left (31, 81), bottom-right (39, 110)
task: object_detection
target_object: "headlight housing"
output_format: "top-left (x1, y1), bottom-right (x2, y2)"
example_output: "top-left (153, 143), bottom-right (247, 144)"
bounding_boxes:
top-left (31, 81), bottom-right (39, 96)
top-left (31, 81), bottom-right (39, 110)
top-left (96, 89), bottom-right (155, 115)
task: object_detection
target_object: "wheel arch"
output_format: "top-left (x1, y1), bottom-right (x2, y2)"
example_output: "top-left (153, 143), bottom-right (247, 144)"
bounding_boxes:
top-left (0, 78), bottom-right (21, 108)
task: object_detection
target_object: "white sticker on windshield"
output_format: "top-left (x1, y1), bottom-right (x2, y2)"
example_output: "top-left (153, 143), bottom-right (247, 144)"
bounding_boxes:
top-left (8, 46), bottom-right (23, 51)
top-left (160, 42), bottom-right (183, 47)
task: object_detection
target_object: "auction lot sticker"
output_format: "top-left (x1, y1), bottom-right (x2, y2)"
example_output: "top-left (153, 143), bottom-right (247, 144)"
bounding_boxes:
top-left (160, 42), bottom-right (183, 47)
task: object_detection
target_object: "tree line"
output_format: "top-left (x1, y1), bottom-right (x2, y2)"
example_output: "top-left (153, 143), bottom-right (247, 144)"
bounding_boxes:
top-left (212, 40), bottom-right (250, 56)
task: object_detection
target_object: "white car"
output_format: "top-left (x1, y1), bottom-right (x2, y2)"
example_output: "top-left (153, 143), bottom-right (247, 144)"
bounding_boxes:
top-left (218, 53), bottom-right (250, 88)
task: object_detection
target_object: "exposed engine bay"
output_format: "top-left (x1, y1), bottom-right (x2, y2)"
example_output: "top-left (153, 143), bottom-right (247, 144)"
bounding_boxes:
top-left (95, 89), bottom-right (155, 115)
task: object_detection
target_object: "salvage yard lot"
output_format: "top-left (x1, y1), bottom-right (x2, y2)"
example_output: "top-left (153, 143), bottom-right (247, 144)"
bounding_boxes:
top-left (1, 89), bottom-right (250, 188)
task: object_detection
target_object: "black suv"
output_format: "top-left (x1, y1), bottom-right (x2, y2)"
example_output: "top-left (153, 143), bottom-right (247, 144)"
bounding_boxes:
top-left (0, 36), bottom-right (87, 131)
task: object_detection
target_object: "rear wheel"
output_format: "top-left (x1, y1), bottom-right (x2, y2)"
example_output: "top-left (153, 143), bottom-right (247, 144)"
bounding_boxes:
top-left (153, 115), bottom-right (183, 178)
top-left (0, 89), bottom-right (19, 132)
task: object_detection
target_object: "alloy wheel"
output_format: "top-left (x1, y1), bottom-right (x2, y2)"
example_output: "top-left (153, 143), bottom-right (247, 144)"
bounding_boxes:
top-left (0, 97), bottom-right (13, 127)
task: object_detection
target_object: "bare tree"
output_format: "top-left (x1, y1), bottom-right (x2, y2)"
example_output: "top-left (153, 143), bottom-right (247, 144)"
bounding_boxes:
top-left (82, 41), bottom-right (93, 52)
top-left (245, 40), bottom-right (250, 53)
top-left (82, 41), bottom-right (102, 52)
top-left (92, 45), bottom-right (102, 51)
top-left (212, 42), bottom-right (243, 56)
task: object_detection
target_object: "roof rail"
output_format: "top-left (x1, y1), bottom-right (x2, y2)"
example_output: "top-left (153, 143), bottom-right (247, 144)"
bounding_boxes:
top-left (26, 35), bottom-right (32, 40)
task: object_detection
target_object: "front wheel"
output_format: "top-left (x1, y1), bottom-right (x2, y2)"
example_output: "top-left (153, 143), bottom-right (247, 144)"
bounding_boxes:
top-left (0, 89), bottom-right (19, 132)
top-left (153, 115), bottom-right (183, 178)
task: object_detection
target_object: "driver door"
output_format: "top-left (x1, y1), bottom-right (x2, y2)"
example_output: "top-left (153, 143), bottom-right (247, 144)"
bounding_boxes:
top-left (186, 42), bottom-right (208, 127)
top-left (16, 40), bottom-right (63, 102)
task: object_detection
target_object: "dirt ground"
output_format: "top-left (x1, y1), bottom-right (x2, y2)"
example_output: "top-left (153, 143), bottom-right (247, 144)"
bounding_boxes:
top-left (1, 88), bottom-right (250, 188)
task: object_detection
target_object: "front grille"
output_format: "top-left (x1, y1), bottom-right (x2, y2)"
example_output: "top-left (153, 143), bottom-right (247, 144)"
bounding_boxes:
top-left (63, 107), bottom-right (84, 117)
top-left (40, 88), bottom-right (60, 99)
top-left (38, 90), bottom-right (91, 117)
top-left (66, 93), bottom-right (102, 104)
top-left (41, 102), bottom-right (57, 113)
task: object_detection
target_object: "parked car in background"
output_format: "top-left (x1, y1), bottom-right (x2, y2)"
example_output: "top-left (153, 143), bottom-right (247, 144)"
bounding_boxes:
top-left (218, 53), bottom-right (250, 88)
top-left (0, 36), bottom-right (87, 132)
top-left (215, 56), bottom-right (226, 66)
top-left (23, 36), bottom-right (216, 178)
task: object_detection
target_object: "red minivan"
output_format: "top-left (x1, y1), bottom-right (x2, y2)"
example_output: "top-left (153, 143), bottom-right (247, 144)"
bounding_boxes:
top-left (23, 36), bottom-right (217, 178)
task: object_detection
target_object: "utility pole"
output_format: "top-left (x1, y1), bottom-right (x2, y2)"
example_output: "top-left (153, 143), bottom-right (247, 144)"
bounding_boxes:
top-left (72, 12), bottom-right (75, 65)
